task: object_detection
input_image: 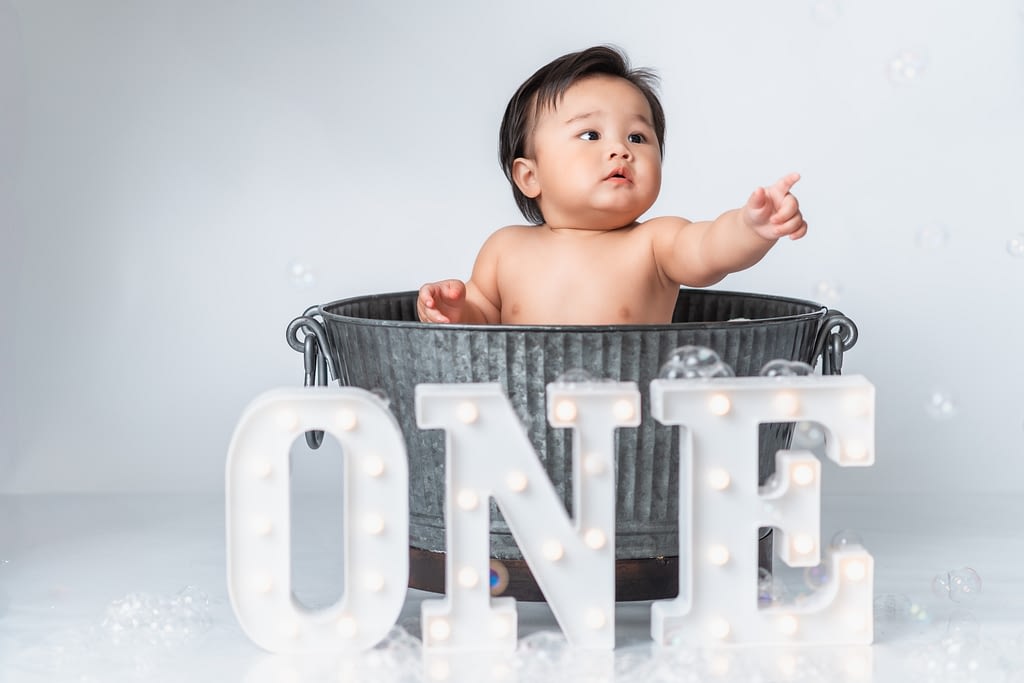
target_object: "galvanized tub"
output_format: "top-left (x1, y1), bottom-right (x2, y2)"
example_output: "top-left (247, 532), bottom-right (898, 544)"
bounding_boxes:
top-left (287, 288), bottom-right (857, 598)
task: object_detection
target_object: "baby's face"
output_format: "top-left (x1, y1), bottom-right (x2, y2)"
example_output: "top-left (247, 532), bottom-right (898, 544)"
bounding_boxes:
top-left (525, 75), bottom-right (662, 230)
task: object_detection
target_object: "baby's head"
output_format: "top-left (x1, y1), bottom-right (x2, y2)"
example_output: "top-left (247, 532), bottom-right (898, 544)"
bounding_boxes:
top-left (499, 46), bottom-right (666, 226)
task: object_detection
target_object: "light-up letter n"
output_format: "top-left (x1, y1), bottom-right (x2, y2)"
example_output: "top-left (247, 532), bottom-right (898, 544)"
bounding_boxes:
top-left (650, 375), bottom-right (875, 646)
top-left (226, 387), bottom-right (409, 654)
top-left (416, 382), bottom-right (640, 652)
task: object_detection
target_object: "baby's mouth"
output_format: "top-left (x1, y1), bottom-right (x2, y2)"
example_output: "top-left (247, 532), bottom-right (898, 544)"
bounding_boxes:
top-left (605, 167), bottom-right (631, 181)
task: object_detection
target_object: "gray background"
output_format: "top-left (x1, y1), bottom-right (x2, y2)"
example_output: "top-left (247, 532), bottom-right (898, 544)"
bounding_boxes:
top-left (1, 0), bottom-right (1022, 495)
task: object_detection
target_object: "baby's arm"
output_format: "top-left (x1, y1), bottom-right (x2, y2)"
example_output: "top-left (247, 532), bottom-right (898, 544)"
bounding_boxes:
top-left (417, 230), bottom-right (505, 324)
top-left (654, 173), bottom-right (806, 287)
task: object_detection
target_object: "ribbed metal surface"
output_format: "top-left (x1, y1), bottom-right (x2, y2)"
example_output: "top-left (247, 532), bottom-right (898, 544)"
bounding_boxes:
top-left (319, 289), bottom-right (828, 559)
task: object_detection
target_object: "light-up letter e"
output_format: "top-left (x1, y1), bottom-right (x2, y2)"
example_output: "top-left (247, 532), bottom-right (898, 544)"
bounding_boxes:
top-left (415, 382), bottom-right (640, 652)
top-left (225, 388), bottom-right (409, 654)
top-left (650, 375), bottom-right (875, 646)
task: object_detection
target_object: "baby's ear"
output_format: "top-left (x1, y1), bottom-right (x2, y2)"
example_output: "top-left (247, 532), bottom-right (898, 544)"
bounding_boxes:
top-left (511, 158), bottom-right (541, 198)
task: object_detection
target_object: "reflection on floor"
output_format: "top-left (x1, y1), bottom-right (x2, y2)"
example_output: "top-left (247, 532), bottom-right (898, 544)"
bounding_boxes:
top-left (1, 493), bottom-right (1022, 682)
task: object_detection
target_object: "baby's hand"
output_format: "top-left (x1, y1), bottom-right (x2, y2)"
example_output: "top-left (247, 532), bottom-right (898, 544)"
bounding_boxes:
top-left (417, 279), bottom-right (468, 323)
top-left (742, 172), bottom-right (807, 241)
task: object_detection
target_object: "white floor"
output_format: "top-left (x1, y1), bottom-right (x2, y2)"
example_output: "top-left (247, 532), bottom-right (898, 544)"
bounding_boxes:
top-left (2, 492), bottom-right (1023, 682)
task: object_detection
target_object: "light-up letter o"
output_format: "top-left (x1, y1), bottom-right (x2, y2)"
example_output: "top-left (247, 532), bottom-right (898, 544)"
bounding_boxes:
top-left (226, 387), bottom-right (409, 654)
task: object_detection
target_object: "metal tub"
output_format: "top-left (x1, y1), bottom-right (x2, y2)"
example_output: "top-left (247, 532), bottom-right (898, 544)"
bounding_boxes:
top-left (287, 288), bottom-right (857, 600)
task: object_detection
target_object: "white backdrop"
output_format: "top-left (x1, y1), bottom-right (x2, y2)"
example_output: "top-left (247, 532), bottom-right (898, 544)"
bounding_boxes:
top-left (1, 0), bottom-right (1022, 494)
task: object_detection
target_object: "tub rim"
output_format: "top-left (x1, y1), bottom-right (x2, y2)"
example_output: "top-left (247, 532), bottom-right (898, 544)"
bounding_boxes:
top-left (315, 287), bottom-right (829, 332)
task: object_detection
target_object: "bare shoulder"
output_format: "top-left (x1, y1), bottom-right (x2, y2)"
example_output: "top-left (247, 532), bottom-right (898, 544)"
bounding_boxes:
top-left (636, 215), bottom-right (693, 232)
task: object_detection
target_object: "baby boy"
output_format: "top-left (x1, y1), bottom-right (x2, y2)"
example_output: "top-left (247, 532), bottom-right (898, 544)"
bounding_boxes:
top-left (417, 45), bottom-right (806, 325)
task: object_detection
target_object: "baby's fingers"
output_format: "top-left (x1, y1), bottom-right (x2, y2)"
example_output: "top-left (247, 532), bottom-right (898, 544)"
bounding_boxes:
top-left (770, 193), bottom-right (800, 224)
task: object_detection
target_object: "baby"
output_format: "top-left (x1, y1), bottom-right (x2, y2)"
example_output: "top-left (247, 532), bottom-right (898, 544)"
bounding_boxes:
top-left (417, 45), bottom-right (806, 326)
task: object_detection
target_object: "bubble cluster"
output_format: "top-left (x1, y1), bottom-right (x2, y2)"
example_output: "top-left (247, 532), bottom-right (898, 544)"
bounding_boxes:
top-left (812, 280), bottom-right (842, 305)
top-left (932, 567), bottom-right (982, 603)
top-left (757, 567), bottom-right (787, 606)
top-left (658, 346), bottom-right (735, 380)
top-left (803, 560), bottom-right (831, 590)
top-left (1008, 233), bottom-right (1024, 258)
top-left (925, 390), bottom-right (957, 420)
top-left (887, 49), bottom-right (928, 85)
top-left (760, 359), bottom-right (815, 377)
top-left (288, 260), bottom-right (316, 288)
top-left (915, 222), bottom-right (950, 250)
top-left (99, 586), bottom-right (211, 648)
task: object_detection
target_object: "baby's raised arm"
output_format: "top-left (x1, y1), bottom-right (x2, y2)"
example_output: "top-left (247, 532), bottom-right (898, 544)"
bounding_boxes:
top-left (653, 173), bottom-right (806, 288)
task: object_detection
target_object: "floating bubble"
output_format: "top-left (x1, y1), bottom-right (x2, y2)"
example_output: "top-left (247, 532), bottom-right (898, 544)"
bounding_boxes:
top-left (946, 609), bottom-right (980, 641)
top-left (888, 49), bottom-right (928, 85)
top-left (830, 529), bottom-right (864, 549)
top-left (659, 346), bottom-right (735, 380)
top-left (760, 359), bottom-right (815, 377)
top-left (758, 567), bottom-right (787, 606)
top-left (1008, 233), bottom-right (1024, 258)
top-left (794, 421), bottom-right (825, 445)
top-left (812, 280), bottom-right (842, 305)
top-left (925, 390), bottom-right (957, 420)
top-left (933, 567), bottom-right (982, 603)
top-left (804, 560), bottom-right (830, 590)
top-left (811, 0), bottom-right (841, 24)
top-left (555, 369), bottom-right (596, 384)
top-left (288, 260), bottom-right (316, 288)
top-left (915, 223), bottom-right (949, 250)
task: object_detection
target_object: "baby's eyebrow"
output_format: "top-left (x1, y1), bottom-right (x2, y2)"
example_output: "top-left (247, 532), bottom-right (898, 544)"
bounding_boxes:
top-left (562, 110), bottom-right (654, 128)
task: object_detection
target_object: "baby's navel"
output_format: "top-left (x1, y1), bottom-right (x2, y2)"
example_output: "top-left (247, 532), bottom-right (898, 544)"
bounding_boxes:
top-left (618, 305), bottom-right (631, 321)
top-left (510, 302), bottom-right (521, 316)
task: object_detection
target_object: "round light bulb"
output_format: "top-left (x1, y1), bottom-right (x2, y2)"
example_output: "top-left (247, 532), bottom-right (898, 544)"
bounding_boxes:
top-left (844, 440), bottom-right (869, 462)
top-left (490, 615), bottom-right (512, 638)
top-left (456, 401), bottom-right (478, 424)
top-left (337, 408), bottom-right (358, 431)
top-left (584, 528), bottom-right (607, 550)
top-left (583, 453), bottom-right (606, 476)
top-left (612, 399), bottom-right (635, 421)
top-left (844, 559), bottom-right (867, 582)
top-left (363, 572), bottom-right (385, 592)
top-left (429, 618), bottom-right (452, 642)
top-left (251, 459), bottom-right (273, 479)
top-left (710, 617), bottom-right (731, 640)
top-left (251, 574), bottom-right (273, 594)
top-left (456, 489), bottom-right (479, 511)
top-left (708, 468), bottom-right (731, 491)
top-left (253, 517), bottom-right (273, 536)
top-left (458, 566), bottom-right (479, 589)
top-left (506, 471), bottom-right (528, 493)
top-left (363, 514), bottom-right (385, 535)
top-left (792, 463), bottom-right (815, 486)
top-left (708, 394), bottom-right (732, 416)
top-left (774, 392), bottom-right (800, 417)
top-left (778, 615), bottom-right (799, 636)
top-left (792, 534), bottom-right (815, 556)
top-left (845, 393), bottom-right (871, 417)
top-left (276, 410), bottom-right (299, 431)
top-left (279, 620), bottom-right (299, 639)
top-left (362, 454), bottom-right (385, 478)
top-left (554, 399), bottom-right (578, 422)
top-left (585, 608), bottom-right (606, 630)
top-left (337, 615), bottom-right (358, 639)
top-left (542, 540), bottom-right (564, 562)
top-left (708, 544), bottom-right (730, 566)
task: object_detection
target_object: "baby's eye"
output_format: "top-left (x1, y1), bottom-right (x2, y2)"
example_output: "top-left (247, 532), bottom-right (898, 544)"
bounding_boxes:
top-left (628, 133), bottom-right (647, 144)
top-left (578, 130), bottom-right (600, 141)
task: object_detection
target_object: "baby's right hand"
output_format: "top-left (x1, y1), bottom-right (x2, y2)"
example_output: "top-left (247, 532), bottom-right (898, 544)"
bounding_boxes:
top-left (417, 279), bottom-right (468, 323)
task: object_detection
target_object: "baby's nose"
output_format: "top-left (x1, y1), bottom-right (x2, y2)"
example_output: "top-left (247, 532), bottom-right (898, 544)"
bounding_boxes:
top-left (609, 144), bottom-right (632, 160)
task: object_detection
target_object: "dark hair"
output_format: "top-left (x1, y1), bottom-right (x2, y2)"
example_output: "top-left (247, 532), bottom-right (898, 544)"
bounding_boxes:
top-left (498, 45), bottom-right (666, 225)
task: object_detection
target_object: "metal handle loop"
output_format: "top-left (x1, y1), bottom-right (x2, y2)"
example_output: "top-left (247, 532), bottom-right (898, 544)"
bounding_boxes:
top-left (286, 307), bottom-right (336, 450)
top-left (812, 311), bottom-right (858, 376)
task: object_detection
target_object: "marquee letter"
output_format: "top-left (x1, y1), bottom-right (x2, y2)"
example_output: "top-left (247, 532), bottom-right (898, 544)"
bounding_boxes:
top-left (226, 388), bottom-right (408, 653)
top-left (416, 382), bottom-right (640, 652)
top-left (650, 375), bottom-right (875, 646)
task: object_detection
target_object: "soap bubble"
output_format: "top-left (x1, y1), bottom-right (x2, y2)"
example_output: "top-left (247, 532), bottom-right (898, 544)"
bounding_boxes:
top-left (760, 359), bottom-right (815, 377)
top-left (288, 260), bottom-right (316, 288)
top-left (804, 560), bottom-right (830, 589)
top-left (659, 346), bottom-right (735, 379)
top-left (812, 280), bottom-right (842, 305)
top-left (925, 390), bottom-right (957, 419)
top-left (830, 529), bottom-right (863, 549)
top-left (555, 368), bottom-right (596, 384)
top-left (888, 49), bottom-right (928, 85)
top-left (1008, 233), bottom-right (1024, 258)
top-left (811, 0), bottom-right (841, 24)
top-left (915, 223), bottom-right (950, 250)
top-left (933, 567), bottom-right (982, 603)
top-left (946, 610), bottom-right (980, 641)
top-left (758, 567), bottom-right (787, 606)
top-left (794, 421), bottom-right (825, 446)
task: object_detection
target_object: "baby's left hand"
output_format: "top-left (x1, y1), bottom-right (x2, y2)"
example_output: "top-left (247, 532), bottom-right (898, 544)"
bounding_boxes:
top-left (742, 172), bottom-right (807, 241)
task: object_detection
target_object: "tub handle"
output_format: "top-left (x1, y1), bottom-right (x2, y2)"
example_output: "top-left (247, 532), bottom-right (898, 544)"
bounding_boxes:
top-left (286, 307), bottom-right (337, 449)
top-left (812, 311), bottom-right (858, 375)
